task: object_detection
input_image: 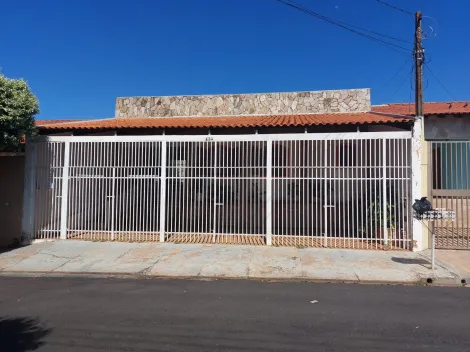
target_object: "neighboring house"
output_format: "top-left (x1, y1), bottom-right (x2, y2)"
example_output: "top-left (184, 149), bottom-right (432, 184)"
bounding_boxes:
top-left (373, 102), bottom-right (470, 250)
top-left (21, 89), bottom-right (470, 252)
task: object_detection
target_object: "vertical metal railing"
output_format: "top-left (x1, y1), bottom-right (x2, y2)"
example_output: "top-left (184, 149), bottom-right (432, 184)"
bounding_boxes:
top-left (270, 137), bottom-right (411, 249)
top-left (164, 139), bottom-right (267, 244)
top-left (28, 133), bottom-right (412, 249)
top-left (266, 139), bottom-right (273, 245)
top-left (59, 142), bottom-right (70, 239)
top-left (32, 141), bottom-right (65, 240)
top-left (431, 141), bottom-right (470, 249)
top-left (65, 141), bottom-right (162, 241)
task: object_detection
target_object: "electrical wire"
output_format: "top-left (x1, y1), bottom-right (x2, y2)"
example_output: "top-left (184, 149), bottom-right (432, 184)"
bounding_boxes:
top-left (391, 65), bottom-right (414, 98)
top-left (275, 0), bottom-right (412, 51)
top-left (408, 87), bottom-right (413, 114)
top-left (334, 19), bottom-right (412, 44)
top-left (375, 0), bottom-right (413, 16)
top-left (383, 57), bottom-right (412, 87)
top-left (274, 0), bottom-right (413, 54)
top-left (409, 63), bottom-right (415, 114)
top-left (424, 63), bottom-right (458, 101)
top-left (288, 0), bottom-right (413, 44)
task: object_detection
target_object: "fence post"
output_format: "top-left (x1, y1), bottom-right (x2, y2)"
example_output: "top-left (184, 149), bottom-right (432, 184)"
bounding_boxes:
top-left (159, 141), bottom-right (167, 242)
top-left (382, 139), bottom-right (388, 246)
top-left (266, 139), bottom-right (273, 246)
top-left (60, 141), bottom-right (70, 240)
top-left (21, 142), bottom-right (37, 244)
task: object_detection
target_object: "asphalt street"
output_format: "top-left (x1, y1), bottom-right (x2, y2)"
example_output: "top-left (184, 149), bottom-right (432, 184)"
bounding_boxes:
top-left (0, 276), bottom-right (469, 351)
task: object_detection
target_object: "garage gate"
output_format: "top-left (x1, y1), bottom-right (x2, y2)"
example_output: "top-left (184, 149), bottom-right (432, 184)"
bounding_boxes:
top-left (23, 132), bottom-right (413, 250)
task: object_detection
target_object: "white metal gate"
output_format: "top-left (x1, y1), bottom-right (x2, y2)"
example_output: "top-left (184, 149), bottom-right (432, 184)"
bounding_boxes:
top-left (165, 140), bottom-right (267, 244)
top-left (32, 142), bottom-right (65, 240)
top-left (66, 141), bottom-right (162, 241)
top-left (24, 132), bottom-right (413, 249)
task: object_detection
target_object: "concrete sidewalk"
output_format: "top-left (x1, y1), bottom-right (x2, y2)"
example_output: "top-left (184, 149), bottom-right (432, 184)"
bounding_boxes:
top-left (0, 241), bottom-right (463, 284)
top-left (435, 249), bottom-right (470, 283)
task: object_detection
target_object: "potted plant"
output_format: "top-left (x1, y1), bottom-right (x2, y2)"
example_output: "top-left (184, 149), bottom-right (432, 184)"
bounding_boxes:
top-left (362, 182), bottom-right (399, 246)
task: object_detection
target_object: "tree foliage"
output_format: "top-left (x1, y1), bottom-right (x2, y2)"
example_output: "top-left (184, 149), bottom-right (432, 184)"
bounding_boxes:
top-left (0, 74), bottom-right (39, 151)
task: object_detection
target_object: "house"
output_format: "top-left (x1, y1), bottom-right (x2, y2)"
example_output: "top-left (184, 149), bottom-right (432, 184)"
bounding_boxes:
top-left (373, 102), bottom-right (470, 250)
top-left (21, 88), bottom-right (470, 251)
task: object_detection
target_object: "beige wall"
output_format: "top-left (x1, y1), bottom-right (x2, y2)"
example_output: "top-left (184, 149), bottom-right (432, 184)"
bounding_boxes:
top-left (0, 156), bottom-right (25, 248)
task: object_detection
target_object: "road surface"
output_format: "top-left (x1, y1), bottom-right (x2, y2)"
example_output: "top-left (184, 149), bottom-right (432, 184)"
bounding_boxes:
top-left (0, 276), bottom-right (469, 351)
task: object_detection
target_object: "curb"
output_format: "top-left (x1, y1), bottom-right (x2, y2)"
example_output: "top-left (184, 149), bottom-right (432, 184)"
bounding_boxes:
top-left (0, 270), bottom-right (465, 287)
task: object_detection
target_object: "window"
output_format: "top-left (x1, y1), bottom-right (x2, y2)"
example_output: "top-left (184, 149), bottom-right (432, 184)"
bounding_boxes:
top-left (432, 142), bottom-right (470, 190)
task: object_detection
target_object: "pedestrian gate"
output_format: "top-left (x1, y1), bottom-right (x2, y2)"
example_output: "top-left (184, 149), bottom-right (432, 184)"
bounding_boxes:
top-left (431, 141), bottom-right (470, 249)
top-left (24, 132), bottom-right (413, 250)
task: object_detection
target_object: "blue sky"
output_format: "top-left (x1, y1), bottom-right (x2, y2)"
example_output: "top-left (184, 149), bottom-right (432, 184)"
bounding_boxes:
top-left (1, 0), bottom-right (468, 119)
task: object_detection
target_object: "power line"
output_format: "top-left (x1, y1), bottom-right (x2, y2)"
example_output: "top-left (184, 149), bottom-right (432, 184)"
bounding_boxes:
top-left (275, 0), bottom-right (412, 51)
top-left (424, 63), bottom-right (458, 101)
top-left (408, 86), bottom-right (413, 114)
top-left (274, 0), bottom-right (413, 54)
top-left (383, 57), bottom-right (412, 87)
top-left (333, 18), bottom-right (412, 44)
top-left (293, 1), bottom-right (412, 44)
top-left (407, 63), bottom-right (414, 114)
top-left (375, 56), bottom-right (412, 103)
top-left (375, 0), bottom-right (413, 16)
top-left (391, 65), bottom-right (414, 98)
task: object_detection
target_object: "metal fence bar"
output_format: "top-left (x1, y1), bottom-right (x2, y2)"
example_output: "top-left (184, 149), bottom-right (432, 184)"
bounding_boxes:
top-left (159, 140), bottom-right (167, 242)
top-left (59, 142), bottom-right (70, 239)
top-left (266, 139), bottom-right (273, 245)
top-left (42, 132), bottom-right (412, 143)
top-left (33, 142), bottom-right (62, 240)
top-left (324, 140), bottom-right (328, 247)
top-left (28, 133), bottom-right (412, 249)
top-left (382, 138), bottom-right (388, 246)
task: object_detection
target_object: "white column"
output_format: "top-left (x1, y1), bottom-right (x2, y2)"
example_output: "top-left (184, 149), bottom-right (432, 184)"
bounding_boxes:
top-left (266, 139), bottom-right (273, 246)
top-left (412, 117), bottom-right (424, 251)
top-left (159, 141), bottom-right (167, 242)
top-left (21, 142), bottom-right (37, 244)
top-left (60, 142), bottom-right (71, 240)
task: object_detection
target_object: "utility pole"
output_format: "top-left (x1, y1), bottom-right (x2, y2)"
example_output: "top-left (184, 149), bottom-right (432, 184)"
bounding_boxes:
top-left (411, 11), bottom-right (425, 251)
top-left (414, 11), bottom-right (424, 117)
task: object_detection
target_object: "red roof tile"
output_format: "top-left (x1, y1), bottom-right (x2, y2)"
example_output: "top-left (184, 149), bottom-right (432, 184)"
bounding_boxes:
top-left (372, 102), bottom-right (470, 116)
top-left (35, 119), bottom-right (80, 126)
top-left (37, 112), bottom-right (411, 131)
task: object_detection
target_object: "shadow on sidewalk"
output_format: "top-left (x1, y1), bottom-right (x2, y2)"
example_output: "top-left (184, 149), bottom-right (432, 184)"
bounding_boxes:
top-left (0, 317), bottom-right (51, 351)
top-left (391, 257), bottom-right (431, 268)
top-left (0, 244), bottom-right (30, 255)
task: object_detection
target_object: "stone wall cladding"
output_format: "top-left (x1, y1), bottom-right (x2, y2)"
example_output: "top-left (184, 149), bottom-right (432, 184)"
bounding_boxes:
top-left (115, 89), bottom-right (370, 118)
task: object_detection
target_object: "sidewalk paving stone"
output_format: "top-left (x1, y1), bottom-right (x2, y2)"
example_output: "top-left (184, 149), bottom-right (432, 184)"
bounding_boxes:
top-left (54, 242), bottom-right (142, 273)
top-left (299, 249), bottom-right (357, 281)
top-left (0, 241), bottom-right (464, 285)
top-left (0, 242), bottom-right (54, 271)
top-left (249, 246), bottom-right (302, 279)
